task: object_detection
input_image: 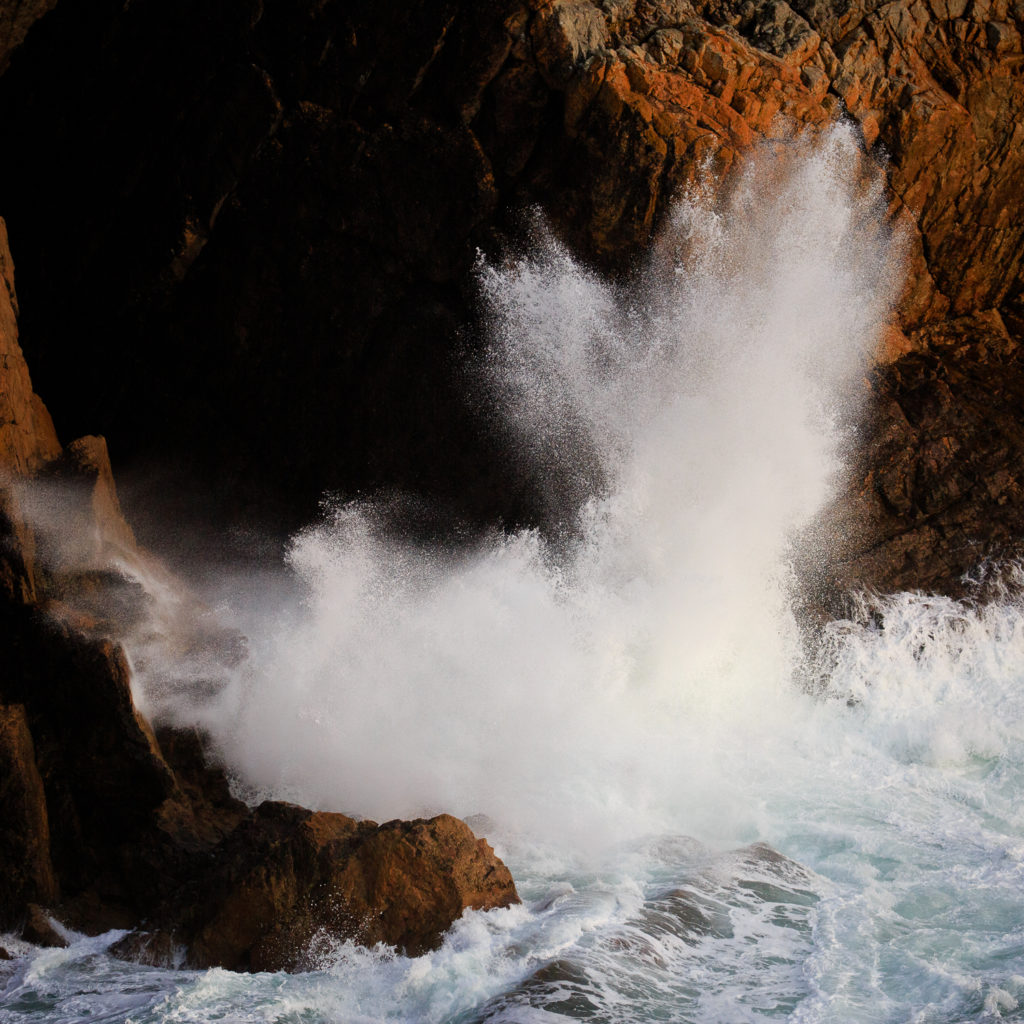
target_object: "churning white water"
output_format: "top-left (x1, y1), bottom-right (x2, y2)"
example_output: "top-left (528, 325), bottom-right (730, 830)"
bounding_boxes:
top-left (6, 123), bottom-right (1024, 1023)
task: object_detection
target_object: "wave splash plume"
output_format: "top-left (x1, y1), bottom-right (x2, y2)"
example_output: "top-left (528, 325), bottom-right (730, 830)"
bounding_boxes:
top-left (132, 123), bottom-right (900, 848)
top-left (11, 124), bottom-right (1024, 1024)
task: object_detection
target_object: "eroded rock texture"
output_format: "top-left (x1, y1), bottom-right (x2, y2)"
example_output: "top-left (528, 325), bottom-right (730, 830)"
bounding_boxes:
top-left (0, 0), bottom-right (1022, 962)
top-left (814, 307), bottom-right (1024, 610)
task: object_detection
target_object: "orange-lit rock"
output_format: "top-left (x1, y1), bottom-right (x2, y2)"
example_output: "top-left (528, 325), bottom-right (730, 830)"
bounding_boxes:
top-left (117, 803), bottom-right (520, 972)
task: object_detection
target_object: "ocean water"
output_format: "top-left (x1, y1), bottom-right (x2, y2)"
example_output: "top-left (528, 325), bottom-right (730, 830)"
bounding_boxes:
top-left (6, 124), bottom-right (1024, 1023)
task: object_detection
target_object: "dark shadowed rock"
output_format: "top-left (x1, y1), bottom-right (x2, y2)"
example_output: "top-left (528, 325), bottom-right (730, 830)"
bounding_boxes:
top-left (0, 705), bottom-right (58, 928)
top-left (108, 930), bottom-right (182, 968)
top-left (0, 605), bottom-right (179, 912)
top-left (1, 597), bottom-right (520, 960)
top-left (806, 308), bottom-right (1024, 613)
top-left (1, 0), bottom-right (1024, 980)
top-left (0, 217), bottom-right (60, 481)
top-left (22, 904), bottom-right (67, 948)
top-left (0, 215), bottom-right (60, 606)
top-left (0, 212), bottom-right (520, 953)
top-left (0, 0), bottom-right (1017, 542)
top-left (153, 726), bottom-right (249, 848)
top-left (0, 0), bottom-right (58, 73)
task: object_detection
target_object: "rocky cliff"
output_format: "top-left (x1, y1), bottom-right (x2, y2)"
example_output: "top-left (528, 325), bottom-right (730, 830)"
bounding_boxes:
top-left (0, 0), bottom-right (1022, 968)
top-left (0, 217), bottom-right (518, 965)
top-left (0, 0), bottom-right (1020, 569)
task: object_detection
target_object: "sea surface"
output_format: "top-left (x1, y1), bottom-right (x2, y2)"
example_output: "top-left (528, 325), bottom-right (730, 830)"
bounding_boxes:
top-left (6, 125), bottom-right (1023, 1023)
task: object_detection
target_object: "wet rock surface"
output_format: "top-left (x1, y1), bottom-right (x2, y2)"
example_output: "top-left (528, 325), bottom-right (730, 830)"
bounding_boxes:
top-left (21, 904), bottom-right (68, 949)
top-left (0, 589), bottom-right (520, 964)
top-left (157, 805), bottom-right (519, 970)
top-left (804, 307), bottom-right (1024, 612)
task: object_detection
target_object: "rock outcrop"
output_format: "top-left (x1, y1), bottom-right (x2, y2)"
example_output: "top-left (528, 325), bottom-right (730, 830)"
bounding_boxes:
top-left (0, 218), bottom-right (59, 480)
top-left (0, 220), bottom-right (519, 965)
top-left (809, 307), bottom-right (1024, 611)
top-left (0, 705), bottom-right (57, 928)
top-left (115, 804), bottom-right (519, 971)
top-left (0, 0), bottom-right (1018, 562)
top-left (0, 0), bottom-right (1022, 966)
top-left (21, 904), bottom-right (68, 949)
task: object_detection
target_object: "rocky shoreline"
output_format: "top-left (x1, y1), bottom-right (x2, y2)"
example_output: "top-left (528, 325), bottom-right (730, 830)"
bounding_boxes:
top-left (0, 221), bottom-right (517, 966)
top-left (1, 0), bottom-right (1022, 970)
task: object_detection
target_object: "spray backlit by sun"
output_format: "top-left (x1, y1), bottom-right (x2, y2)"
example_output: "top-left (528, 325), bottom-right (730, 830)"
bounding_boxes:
top-left (126, 123), bottom-right (904, 845)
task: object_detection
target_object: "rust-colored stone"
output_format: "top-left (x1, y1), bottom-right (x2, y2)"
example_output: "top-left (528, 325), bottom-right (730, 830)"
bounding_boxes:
top-left (178, 803), bottom-right (520, 971)
top-left (0, 216), bottom-right (60, 480)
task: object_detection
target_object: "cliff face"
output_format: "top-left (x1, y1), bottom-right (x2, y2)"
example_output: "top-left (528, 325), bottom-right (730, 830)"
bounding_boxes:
top-left (0, 0), bottom-right (1019, 542)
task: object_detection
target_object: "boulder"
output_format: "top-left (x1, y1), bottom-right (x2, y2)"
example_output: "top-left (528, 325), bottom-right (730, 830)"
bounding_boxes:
top-left (108, 929), bottom-right (181, 968)
top-left (110, 802), bottom-right (519, 972)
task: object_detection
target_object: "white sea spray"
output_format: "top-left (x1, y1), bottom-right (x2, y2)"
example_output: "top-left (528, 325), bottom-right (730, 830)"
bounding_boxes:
top-left (11, 124), bottom-right (1024, 1023)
